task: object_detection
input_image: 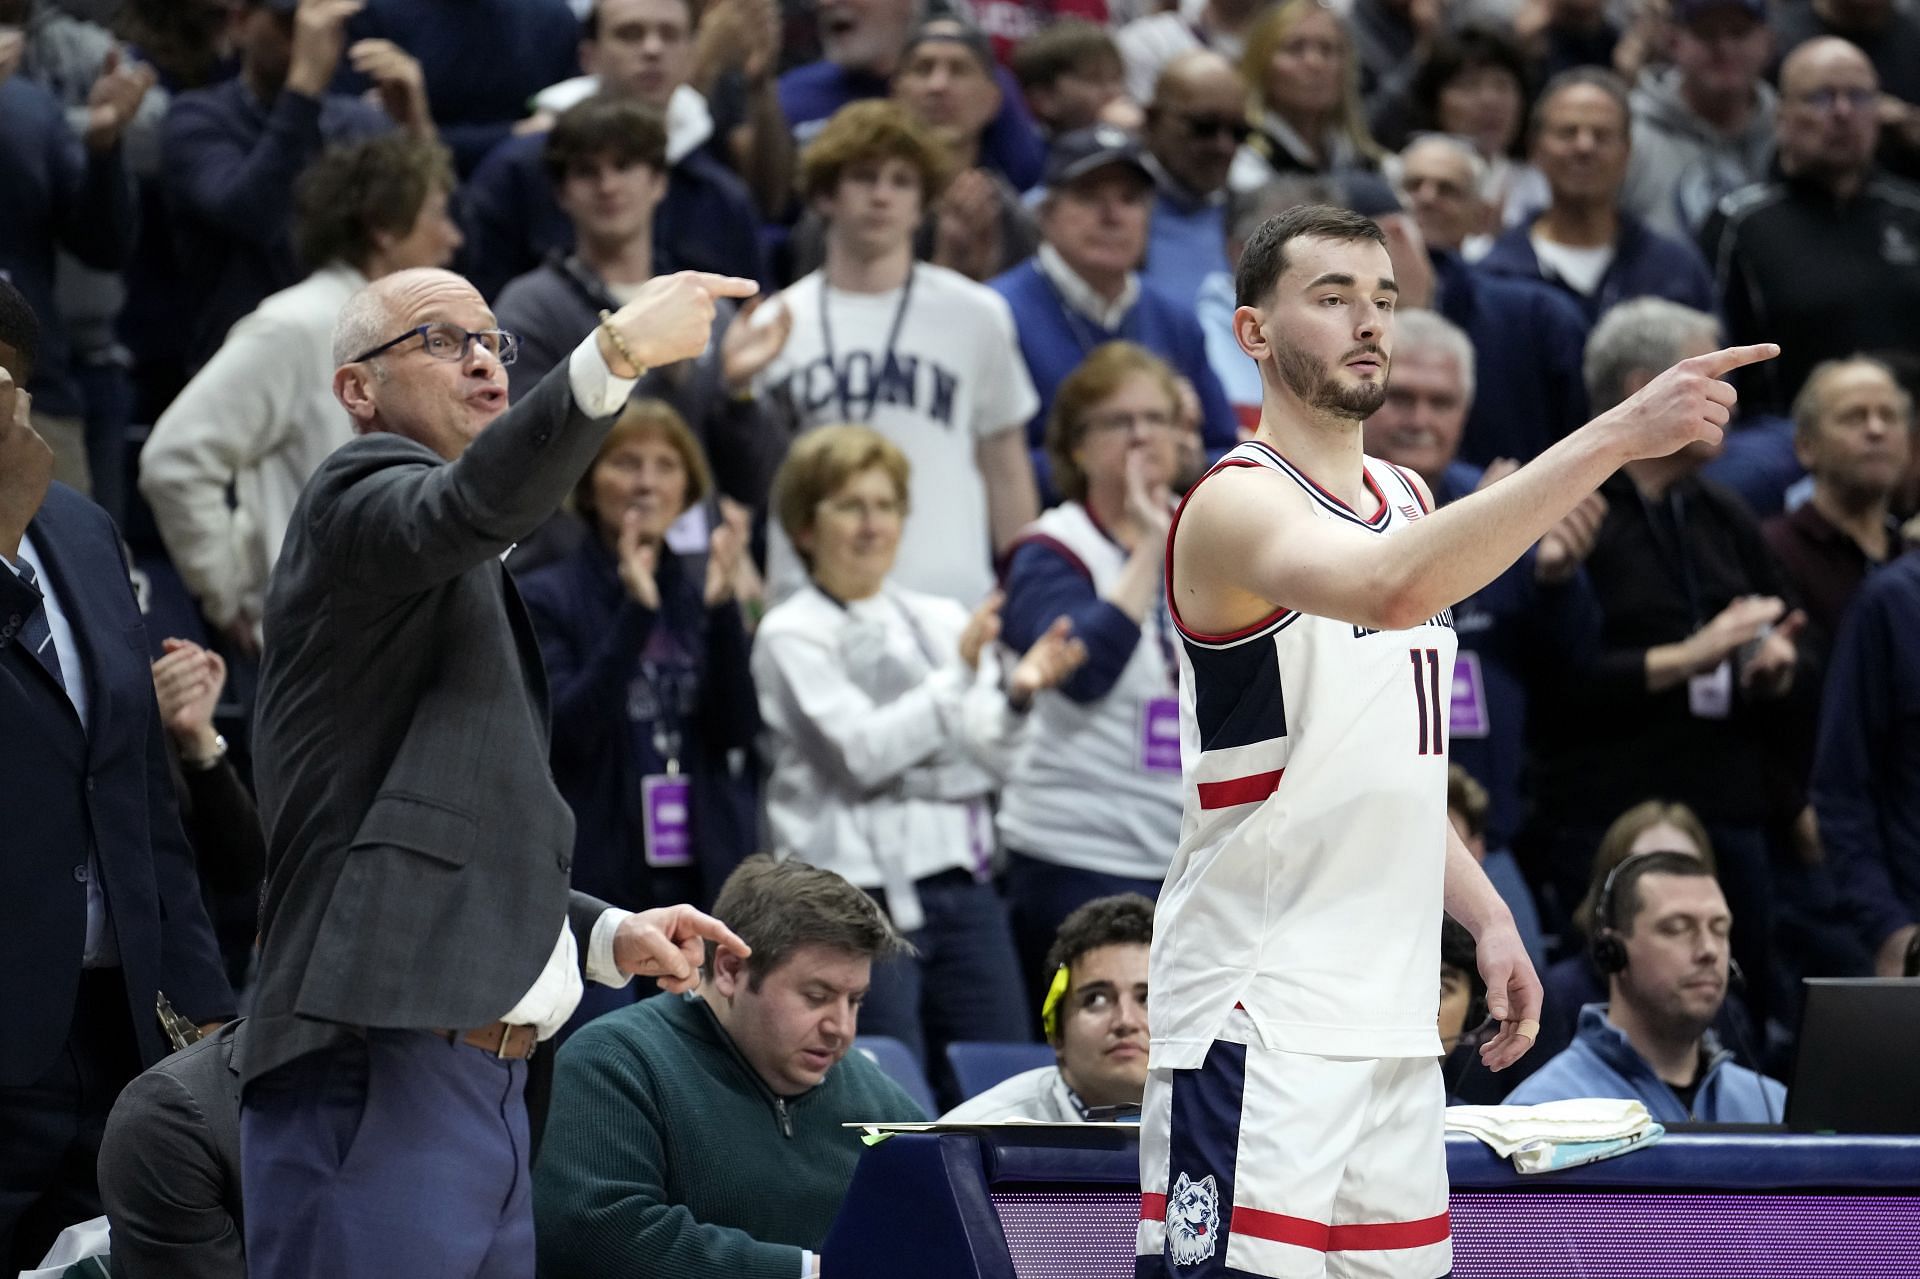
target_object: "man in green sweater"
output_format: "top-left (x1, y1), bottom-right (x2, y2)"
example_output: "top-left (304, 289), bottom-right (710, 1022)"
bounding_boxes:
top-left (534, 856), bottom-right (927, 1278)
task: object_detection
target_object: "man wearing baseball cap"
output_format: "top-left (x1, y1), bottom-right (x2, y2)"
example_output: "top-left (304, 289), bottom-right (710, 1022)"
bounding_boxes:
top-left (988, 126), bottom-right (1239, 499)
top-left (1622, 0), bottom-right (1777, 239)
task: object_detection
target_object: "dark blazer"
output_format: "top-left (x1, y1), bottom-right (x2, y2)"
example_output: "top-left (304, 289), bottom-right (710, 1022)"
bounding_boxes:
top-left (244, 364), bottom-right (624, 1084)
top-left (0, 483), bottom-right (233, 1087)
top-left (97, 1020), bottom-right (247, 1279)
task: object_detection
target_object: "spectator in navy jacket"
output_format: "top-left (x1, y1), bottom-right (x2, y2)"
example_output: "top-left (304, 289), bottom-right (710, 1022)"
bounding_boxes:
top-left (335, 0), bottom-right (580, 175)
top-left (161, 0), bottom-right (429, 369)
top-left (459, 0), bottom-right (766, 298)
top-left (1479, 69), bottom-right (1716, 323)
top-left (0, 55), bottom-right (148, 493)
top-left (517, 399), bottom-right (760, 1038)
top-left (990, 128), bottom-right (1238, 500)
top-left (1506, 852), bottom-right (1786, 1123)
top-left (1812, 547), bottom-right (1920, 978)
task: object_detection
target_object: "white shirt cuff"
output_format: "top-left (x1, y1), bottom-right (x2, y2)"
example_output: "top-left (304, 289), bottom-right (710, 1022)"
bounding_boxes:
top-left (801, 1250), bottom-right (815, 1278)
top-left (586, 906), bottom-right (636, 988)
top-left (568, 330), bottom-right (642, 419)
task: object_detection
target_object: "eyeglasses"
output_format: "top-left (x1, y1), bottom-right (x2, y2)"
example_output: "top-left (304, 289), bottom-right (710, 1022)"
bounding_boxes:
top-left (1794, 86), bottom-right (1877, 112)
top-left (1177, 113), bottom-right (1252, 144)
top-left (818, 495), bottom-right (904, 521)
top-left (1083, 409), bottom-right (1177, 435)
top-left (349, 322), bottom-right (521, 366)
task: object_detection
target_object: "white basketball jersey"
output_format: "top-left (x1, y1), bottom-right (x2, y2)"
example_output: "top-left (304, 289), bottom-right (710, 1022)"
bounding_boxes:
top-left (1151, 440), bottom-right (1458, 1066)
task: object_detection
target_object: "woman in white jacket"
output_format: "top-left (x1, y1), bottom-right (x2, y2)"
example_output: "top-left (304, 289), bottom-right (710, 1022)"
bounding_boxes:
top-left (753, 425), bottom-right (1086, 1084)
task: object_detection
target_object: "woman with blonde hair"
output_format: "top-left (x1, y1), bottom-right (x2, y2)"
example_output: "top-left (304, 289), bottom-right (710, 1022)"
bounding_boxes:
top-left (517, 399), bottom-right (760, 1035)
top-left (1230, 0), bottom-right (1385, 192)
top-left (753, 425), bottom-right (1087, 1091)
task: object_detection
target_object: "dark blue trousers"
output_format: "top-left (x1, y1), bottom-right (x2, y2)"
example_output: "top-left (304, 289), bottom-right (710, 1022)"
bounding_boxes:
top-left (240, 1029), bottom-right (533, 1279)
top-left (860, 869), bottom-right (1032, 1107)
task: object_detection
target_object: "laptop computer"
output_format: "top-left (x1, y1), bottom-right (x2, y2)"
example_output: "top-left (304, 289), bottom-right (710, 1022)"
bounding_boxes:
top-left (1785, 978), bottom-right (1920, 1134)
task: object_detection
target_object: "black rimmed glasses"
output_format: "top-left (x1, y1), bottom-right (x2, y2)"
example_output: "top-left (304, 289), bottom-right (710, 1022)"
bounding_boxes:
top-left (1084, 408), bottom-right (1177, 436)
top-left (1176, 113), bottom-right (1253, 145)
top-left (349, 322), bottom-right (521, 366)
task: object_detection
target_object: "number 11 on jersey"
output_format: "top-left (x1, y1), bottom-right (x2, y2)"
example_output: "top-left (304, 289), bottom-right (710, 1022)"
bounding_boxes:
top-left (1410, 647), bottom-right (1444, 756)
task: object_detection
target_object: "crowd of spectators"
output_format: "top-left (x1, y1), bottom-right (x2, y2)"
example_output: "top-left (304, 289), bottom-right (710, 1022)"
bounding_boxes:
top-left (5, 0), bottom-right (1920, 1268)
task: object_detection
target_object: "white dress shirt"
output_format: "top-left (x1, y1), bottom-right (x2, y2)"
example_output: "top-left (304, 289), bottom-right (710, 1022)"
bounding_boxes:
top-left (499, 332), bottom-right (644, 1036)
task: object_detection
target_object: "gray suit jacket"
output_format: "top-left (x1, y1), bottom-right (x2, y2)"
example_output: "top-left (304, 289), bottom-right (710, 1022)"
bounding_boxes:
top-left (97, 1020), bottom-right (245, 1279)
top-left (244, 365), bottom-right (621, 1083)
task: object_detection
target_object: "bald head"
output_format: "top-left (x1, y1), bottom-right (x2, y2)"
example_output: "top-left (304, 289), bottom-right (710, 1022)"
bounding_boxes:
top-left (1777, 37), bottom-right (1879, 186)
top-left (1146, 50), bottom-right (1249, 196)
top-left (330, 267), bottom-right (510, 460)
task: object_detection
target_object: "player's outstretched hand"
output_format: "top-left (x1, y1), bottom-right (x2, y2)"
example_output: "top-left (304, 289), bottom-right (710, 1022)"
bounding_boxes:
top-left (1602, 343), bottom-right (1779, 464)
top-left (600, 271), bottom-right (759, 376)
top-left (1474, 921), bottom-right (1544, 1072)
top-left (613, 903), bottom-right (752, 994)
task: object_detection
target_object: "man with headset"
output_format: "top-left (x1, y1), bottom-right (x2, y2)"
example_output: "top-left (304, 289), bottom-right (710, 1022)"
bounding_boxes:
top-left (1505, 851), bottom-right (1785, 1121)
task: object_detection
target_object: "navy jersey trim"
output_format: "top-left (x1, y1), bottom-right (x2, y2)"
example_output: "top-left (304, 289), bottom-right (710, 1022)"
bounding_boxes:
top-left (1242, 440), bottom-right (1392, 529)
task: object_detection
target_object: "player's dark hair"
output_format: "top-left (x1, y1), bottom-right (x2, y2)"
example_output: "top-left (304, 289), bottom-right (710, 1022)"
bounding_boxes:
top-left (0, 277), bottom-right (43, 383)
top-left (1234, 204), bottom-right (1386, 308)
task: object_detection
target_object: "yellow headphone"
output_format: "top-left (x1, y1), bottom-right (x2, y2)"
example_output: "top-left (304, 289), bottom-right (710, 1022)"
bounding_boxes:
top-left (1040, 964), bottom-right (1071, 1041)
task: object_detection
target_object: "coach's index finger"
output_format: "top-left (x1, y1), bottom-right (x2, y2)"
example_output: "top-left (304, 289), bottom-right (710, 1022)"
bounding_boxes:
top-left (680, 271), bottom-right (760, 299)
top-left (1688, 342), bottom-right (1781, 377)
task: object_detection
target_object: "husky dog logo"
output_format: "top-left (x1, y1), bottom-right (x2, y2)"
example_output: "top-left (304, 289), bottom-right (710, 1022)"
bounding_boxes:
top-left (1166, 1171), bottom-right (1221, 1265)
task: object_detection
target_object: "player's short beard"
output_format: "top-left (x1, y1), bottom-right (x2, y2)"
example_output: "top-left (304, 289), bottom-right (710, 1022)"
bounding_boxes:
top-left (1269, 333), bottom-right (1389, 421)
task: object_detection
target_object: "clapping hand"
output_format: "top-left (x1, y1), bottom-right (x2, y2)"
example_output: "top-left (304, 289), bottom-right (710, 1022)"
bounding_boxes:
top-left (958, 590), bottom-right (1004, 670)
top-left (285, 0), bottom-right (364, 97)
top-left (1007, 617), bottom-right (1088, 710)
top-left (616, 510), bottom-right (662, 610)
top-left (350, 38), bottom-right (432, 136)
top-left (152, 638), bottom-right (227, 759)
top-left (1122, 448), bottom-right (1173, 545)
top-left (1535, 492), bottom-right (1606, 584)
top-left (84, 49), bottom-right (157, 152)
top-left (720, 296), bottom-right (792, 394)
top-left (704, 503), bottom-right (750, 606)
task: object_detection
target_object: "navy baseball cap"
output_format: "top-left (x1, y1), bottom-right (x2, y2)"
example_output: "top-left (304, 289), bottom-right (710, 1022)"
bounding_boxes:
top-left (1670, 0), bottom-right (1765, 25)
top-left (1044, 126), bottom-right (1152, 191)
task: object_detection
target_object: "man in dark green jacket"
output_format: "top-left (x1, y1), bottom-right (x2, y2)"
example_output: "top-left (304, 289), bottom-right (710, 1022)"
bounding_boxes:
top-left (534, 856), bottom-right (927, 1278)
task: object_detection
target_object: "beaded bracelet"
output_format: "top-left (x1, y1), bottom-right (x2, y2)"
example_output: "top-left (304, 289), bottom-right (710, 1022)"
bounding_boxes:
top-left (596, 309), bottom-right (646, 377)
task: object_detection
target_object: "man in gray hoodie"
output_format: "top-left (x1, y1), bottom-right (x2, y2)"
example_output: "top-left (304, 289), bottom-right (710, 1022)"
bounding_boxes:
top-left (1622, 0), bottom-right (1776, 240)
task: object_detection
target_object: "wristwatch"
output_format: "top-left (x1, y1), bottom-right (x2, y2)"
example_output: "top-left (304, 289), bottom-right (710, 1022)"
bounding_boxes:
top-left (181, 732), bottom-right (229, 772)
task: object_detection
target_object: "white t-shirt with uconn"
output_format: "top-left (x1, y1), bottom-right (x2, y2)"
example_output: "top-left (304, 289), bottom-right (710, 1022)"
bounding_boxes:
top-left (754, 263), bottom-right (1040, 607)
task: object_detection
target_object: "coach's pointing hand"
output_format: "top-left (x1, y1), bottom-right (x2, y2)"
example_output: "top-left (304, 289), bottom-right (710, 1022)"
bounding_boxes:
top-left (598, 271), bottom-right (760, 378)
top-left (1601, 342), bottom-right (1779, 464)
top-left (614, 903), bottom-right (752, 994)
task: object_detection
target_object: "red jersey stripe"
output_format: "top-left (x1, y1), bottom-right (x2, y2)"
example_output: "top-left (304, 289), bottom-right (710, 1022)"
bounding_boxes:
top-left (1230, 1207), bottom-right (1451, 1253)
top-left (1196, 769), bottom-right (1284, 809)
top-left (1141, 1193), bottom-right (1168, 1222)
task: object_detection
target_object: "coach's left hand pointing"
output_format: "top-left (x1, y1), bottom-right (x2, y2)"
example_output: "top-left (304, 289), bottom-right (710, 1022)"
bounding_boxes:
top-left (1474, 922), bottom-right (1543, 1071)
top-left (614, 904), bottom-right (752, 994)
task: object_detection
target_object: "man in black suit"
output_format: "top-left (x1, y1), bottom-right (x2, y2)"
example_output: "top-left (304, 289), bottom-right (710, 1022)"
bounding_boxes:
top-left (0, 282), bottom-right (235, 1270)
top-left (242, 263), bottom-right (757, 1277)
top-left (97, 1020), bottom-right (248, 1279)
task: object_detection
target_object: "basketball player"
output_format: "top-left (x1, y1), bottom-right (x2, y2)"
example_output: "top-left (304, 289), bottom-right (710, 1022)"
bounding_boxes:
top-left (1135, 205), bottom-right (1777, 1279)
